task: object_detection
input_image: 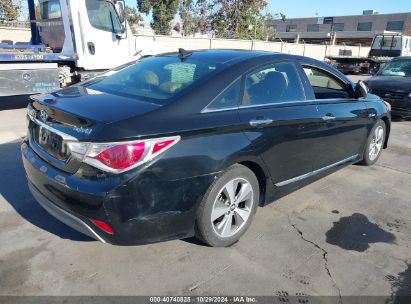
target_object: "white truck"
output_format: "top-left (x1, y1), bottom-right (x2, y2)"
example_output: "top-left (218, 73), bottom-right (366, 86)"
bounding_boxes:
top-left (327, 34), bottom-right (411, 75)
top-left (0, 0), bottom-right (161, 98)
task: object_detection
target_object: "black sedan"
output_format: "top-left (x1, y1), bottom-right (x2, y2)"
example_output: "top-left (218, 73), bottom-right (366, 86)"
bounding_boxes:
top-left (22, 50), bottom-right (391, 247)
top-left (365, 56), bottom-right (411, 118)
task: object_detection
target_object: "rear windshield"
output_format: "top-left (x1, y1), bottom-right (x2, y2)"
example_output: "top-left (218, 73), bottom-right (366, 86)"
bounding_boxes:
top-left (87, 56), bottom-right (223, 104)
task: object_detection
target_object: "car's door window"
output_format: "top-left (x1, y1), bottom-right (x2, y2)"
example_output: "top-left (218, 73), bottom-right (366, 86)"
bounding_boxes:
top-left (303, 67), bottom-right (352, 100)
top-left (204, 79), bottom-right (241, 111)
top-left (86, 0), bottom-right (122, 33)
top-left (243, 62), bottom-right (305, 106)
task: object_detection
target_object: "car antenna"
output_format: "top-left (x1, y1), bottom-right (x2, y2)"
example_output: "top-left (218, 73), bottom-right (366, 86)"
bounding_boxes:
top-left (178, 48), bottom-right (192, 60)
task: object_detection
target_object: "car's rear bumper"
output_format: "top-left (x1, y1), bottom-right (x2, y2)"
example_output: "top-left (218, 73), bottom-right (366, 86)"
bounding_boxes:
top-left (338, 67), bottom-right (361, 74)
top-left (28, 181), bottom-right (106, 243)
top-left (22, 140), bottom-right (216, 245)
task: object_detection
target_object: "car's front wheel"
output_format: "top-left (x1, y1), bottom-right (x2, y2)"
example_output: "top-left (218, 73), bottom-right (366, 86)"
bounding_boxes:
top-left (195, 164), bottom-right (259, 247)
top-left (360, 119), bottom-right (386, 166)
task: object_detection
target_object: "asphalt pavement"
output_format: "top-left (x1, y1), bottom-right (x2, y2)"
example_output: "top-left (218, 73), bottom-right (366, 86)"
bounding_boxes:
top-left (0, 81), bottom-right (410, 299)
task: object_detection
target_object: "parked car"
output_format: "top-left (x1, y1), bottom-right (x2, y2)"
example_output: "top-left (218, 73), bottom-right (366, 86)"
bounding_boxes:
top-left (22, 50), bottom-right (391, 247)
top-left (365, 56), bottom-right (411, 119)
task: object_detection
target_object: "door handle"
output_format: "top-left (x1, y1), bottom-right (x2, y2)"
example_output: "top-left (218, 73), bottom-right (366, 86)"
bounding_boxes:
top-left (322, 114), bottom-right (336, 121)
top-left (87, 42), bottom-right (95, 55)
top-left (249, 118), bottom-right (273, 127)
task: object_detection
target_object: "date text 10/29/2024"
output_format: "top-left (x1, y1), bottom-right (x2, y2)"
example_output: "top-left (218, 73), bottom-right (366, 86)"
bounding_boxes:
top-left (149, 297), bottom-right (257, 303)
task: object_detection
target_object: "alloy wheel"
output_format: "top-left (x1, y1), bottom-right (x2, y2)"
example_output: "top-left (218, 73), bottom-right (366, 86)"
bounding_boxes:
top-left (211, 178), bottom-right (254, 238)
top-left (369, 126), bottom-right (384, 161)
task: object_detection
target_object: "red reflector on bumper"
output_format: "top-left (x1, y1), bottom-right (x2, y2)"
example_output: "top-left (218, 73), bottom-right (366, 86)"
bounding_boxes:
top-left (90, 219), bottom-right (114, 235)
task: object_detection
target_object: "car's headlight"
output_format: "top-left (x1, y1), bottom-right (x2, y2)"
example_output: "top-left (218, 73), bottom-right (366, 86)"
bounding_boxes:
top-left (408, 92), bottom-right (411, 98)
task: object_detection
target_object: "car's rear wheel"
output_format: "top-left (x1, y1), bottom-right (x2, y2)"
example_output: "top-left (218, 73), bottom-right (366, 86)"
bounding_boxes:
top-left (195, 164), bottom-right (259, 247)
top-left (360, 119), bottom-right (386, 166)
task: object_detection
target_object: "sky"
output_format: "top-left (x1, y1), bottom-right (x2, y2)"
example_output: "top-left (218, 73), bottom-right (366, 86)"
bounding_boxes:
top-left (125, 0), bottom-right (411, 22)
top-left (265, 0), bottom-right (411, 18)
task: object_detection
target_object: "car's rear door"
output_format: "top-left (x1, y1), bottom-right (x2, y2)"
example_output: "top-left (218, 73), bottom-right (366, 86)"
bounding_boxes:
top-left (298, 64), bottom-right (369, 169)
top-left (237, 61), bottom-right (323, 186)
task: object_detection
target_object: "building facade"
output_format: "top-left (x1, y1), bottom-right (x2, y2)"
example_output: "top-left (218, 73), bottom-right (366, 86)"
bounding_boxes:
top-left (270, 11), bottom-right (411, 45)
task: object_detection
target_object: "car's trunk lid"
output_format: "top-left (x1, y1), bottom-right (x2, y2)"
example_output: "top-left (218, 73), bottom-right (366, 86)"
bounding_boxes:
top-left (27, 86), bottom-right (161, 174)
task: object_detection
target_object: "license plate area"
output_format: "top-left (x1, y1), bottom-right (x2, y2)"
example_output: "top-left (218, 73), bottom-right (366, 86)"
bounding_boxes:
top-left (33, 124), bottom-right (70, 161)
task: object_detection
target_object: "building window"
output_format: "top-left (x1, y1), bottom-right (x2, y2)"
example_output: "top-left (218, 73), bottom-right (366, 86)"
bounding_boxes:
top-left (332, 23), bottom-right (345, 32)
top-left (307, 24), bottom-right (319, 32)
top-left (357, 22), bottom-right (372, 31)
top-left (386, 21), bottom-right (404, 31)
top-left (286, 24), bottom-right (297, 32)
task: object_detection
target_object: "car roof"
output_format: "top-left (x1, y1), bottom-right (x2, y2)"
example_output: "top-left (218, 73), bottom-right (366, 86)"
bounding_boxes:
top-left (156, 49), bottom-right (350, 84)
top-left (159, 49), bottom-right (280, 65)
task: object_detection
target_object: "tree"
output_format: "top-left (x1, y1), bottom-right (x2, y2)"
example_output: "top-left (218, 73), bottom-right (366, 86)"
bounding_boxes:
top-left (0, 0), bottom-right (20, 23)
top-left (179, 0), bottom-right (197, 36)
top-left (178, 0), bottom-right (213, 36)
top-left (125, 5), bottom-right (143, 33)
top-left (264, 12), bottom-right (287, 41)
top-left (137, 0), bottom-right (179, 35)
top-left (173, 22), bottom-right (181, 33)
top-left (209, 0), bottom-right (268, 40)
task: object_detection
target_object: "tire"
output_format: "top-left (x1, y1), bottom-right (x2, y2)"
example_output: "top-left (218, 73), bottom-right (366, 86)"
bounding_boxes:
top-left (195, 164), bottom-right (259, 247)
top-left (360, 119), bottom-right (386, 166)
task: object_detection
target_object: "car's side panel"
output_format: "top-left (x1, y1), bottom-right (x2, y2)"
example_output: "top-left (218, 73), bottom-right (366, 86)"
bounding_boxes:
top-left (295, 62), bottom-right (370, 169)
top-left (363, 95), bottom-right (392, 148)
top-left (238, 102), bottom-right (323, 184)
top-left (310, 99), bottom-right (369, 168)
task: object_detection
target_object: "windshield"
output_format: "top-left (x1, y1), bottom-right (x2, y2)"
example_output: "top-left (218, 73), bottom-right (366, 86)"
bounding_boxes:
top-left (87, 56), bottom-right (223, 104)
top-left (377, 59), bottom-right (411, 77)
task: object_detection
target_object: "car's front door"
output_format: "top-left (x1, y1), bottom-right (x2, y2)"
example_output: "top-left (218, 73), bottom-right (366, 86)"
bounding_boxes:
top-left (238, 62), bottom-right (323, 186)
top-left (299, 64), bottom-right (369, 169)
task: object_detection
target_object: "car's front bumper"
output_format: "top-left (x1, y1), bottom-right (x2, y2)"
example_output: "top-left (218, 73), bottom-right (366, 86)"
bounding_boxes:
top-left (391, 107), bottom-right (411, 118)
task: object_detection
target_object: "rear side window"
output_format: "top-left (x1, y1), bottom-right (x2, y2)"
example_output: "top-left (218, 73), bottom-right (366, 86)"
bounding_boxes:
top-left (205, 79), bottom-right (241, 111)
top-left (86, 0), bottom-right (122, 33)
top-left (243, 62), bottom-right (305, 106)
top-left (303, 67), bottom-right (351, 99)
top-left (88, 56), bottom-right (223, 104)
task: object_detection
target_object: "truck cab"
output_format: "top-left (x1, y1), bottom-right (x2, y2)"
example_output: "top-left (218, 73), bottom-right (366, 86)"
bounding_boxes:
top-left (369, 34), bottom-right (411, 58)
top-left (327, 33), bottom-right (411, 75)
top-left (0, 0), bottom-right (161, 98)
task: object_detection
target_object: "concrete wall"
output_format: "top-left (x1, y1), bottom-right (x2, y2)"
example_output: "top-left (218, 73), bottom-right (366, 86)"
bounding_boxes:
top-left (0, 27), bottom-right (31, 44)
top-left (145, 35), bottom-right (371, 61)
top-left (0, 27), bottom-right (370, 61)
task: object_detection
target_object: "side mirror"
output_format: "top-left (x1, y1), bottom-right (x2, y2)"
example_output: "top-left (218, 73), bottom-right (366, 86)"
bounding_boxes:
top-left (116, 24), bottom-right (127, 39)
top-left (116, 1), bottom-right (125, 24)
top-left (354, 80), bottom-right (368, 98)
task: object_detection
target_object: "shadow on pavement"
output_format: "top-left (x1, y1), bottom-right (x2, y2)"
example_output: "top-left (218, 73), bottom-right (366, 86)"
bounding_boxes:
top-left (0, 139), bottom-right (94, 242)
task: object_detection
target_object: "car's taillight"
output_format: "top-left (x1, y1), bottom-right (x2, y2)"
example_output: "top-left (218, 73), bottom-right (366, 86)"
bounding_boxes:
top-left (67, 136), bottom-right (180, 173)
top-left (95, 142), bottom-right (145, 170)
